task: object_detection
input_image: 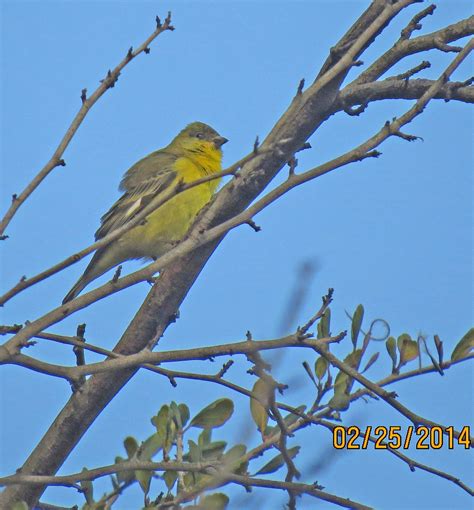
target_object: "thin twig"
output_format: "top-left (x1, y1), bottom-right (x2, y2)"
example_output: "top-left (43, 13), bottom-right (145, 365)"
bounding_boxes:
top-left (0, 14), bottom-right (174, 237)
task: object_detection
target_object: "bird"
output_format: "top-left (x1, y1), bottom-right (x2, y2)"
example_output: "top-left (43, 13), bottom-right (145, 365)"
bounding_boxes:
top-left (62, 122), bottom-right (228, 303)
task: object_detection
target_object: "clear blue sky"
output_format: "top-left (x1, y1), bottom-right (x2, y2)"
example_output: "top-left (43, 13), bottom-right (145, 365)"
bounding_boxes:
top-left (1, 1), bottom-right (472, 509)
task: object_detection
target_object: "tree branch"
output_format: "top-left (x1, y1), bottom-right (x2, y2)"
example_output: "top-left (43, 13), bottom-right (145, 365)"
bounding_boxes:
top-left (336, 78), bottom-right (474, 112)
top-left (0, 14), bottom-right (174, 238)
top-left (352, 15), bottom-right (474, 85)
top-left (0, 3), bottom-right (445, 506)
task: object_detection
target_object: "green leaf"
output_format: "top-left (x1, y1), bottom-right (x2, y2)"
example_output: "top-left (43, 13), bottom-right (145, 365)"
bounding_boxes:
top-left (329, 371), bottom-right (352, 411)
top-left (451, 328), bottom-right (474, 361)
top-left (283, 405), bottom-right (307, 428)
top-left (314, 356), bottom-right (328, 380)
top-left (397, 334), bottom-right (418, 367)
top-left (80, 468), bottom-right (94, 504)
top-left (170, 401), bottom-right (182, 428)
top-left (222, 444), bottom-right (248, 474)
top-left (198, 428), bottom-right (212, 447)
top-left (255, 446), bottom-right (300, 475)
top-left (188, 439), bottom-right (202, 463)
top-left (200, 493), bottom-right (230, 510)
top-left (136, 469), bottom-right (151, 495)
top-left (152, 405), bottom-right (170, 442)
top-left (139, 432), bottom-right (163, 460)
top-left (386, 336), bottom-right (397, 370)
top-left (327, 392), bottom-right (350, 411)
top-left (317, 308), bottom-right (331, 339)
top-left (250, 379), bottom-right (271, 434)
top-left (163, 470), bottom-right (178, 491)
top-left (201, 440), bottom-right (227, 460)
top-left (351, 304), bottom-right (364, 348)
top-left (190, 398), bottom-right (234, 429)
top-left (179, 403), bottom-right (190, 427)
top-left (124, 436), bottom-right (139, 458)
top-left (343, 349), bottom-right (362, 369)
top-left (361, 352), bottom-right (379, 373)
top-left (333, 370), bottom-right (350, 390)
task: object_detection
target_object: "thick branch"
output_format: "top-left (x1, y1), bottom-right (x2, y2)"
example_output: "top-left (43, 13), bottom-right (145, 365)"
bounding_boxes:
top-left (336, 78), bottom-right (474, 112)
top-left (0, 3), bottom-right (437, 506)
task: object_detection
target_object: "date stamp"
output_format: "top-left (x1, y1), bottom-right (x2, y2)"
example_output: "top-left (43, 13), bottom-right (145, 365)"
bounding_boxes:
top-left (332, 425), bottom-right (471, 450)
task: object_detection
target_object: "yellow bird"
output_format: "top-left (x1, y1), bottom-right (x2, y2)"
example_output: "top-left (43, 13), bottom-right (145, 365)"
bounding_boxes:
top-left (63, 122), bottom-right (227, 303)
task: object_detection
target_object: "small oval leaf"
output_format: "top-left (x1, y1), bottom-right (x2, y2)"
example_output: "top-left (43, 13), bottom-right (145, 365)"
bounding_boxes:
top-left (200, 493), bottom-right (230, 510)
top-left (124, 436), bottom-right (139, 458)
top-left (255, 446), bottom-right (300, 475)
top-left (250, 379), bottom-right (272, 434)
top-left (451, 328), bottom-right (474, 361)
top-left (190, 398), bottom-right (234, 429)
top-left (314, 356), bottom-right (328, 380)
top-left (386, 336), bottom-right (397, 369)
top-left (351, 304), bottom-right (364, 347)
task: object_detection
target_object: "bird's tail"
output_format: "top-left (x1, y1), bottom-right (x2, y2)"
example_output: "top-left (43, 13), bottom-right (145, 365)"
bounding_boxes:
top-left (62, 249), bottom-right (110, 304)
top-left (62, 277), bottom-right (89, 304)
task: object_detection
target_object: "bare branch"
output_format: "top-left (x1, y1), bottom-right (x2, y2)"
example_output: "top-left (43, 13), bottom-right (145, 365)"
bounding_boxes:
top-left (0, 14), bottom-right (174, 238)
top-left (353, 16), bottom-right (474, 85)
top-left (336, 78), bottom-right (474, 110)
top-left (0, 460), bottom-right (216, 488)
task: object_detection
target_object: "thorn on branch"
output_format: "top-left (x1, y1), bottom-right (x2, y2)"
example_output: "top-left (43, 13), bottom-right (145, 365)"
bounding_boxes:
top-left (11, 194), bottom-right (18, 203)
top-left (246, 330), bottom-right (253, 341)
top-left (101, 69), bottom-right (120, 89)
top-left (80, 88), bottom-right (87, 103)
top-left (253, 135), bottom-right (260, 155)
top-left (112, 265), bottom-right (122, 283)
top-left (351, 59), bottom-right (364, 68)
top-left (144, 47), bottom-right (151, 54)
top-left (296, 78), bottom-right (305, 96)
top-left (58, 159), bottom-right (66, 167)
top-left (400, 4), bottom-right (436, 40)
top-left (246, 219), bottom-right (261, 232)
top-left (126, 46), bottom-right (134, 60)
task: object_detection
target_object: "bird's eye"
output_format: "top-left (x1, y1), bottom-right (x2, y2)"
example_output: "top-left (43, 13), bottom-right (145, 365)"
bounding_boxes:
top-left (195, 132), bottom-right (204, 139)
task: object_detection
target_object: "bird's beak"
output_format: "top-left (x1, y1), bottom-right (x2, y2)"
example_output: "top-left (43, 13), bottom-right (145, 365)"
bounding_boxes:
top-left (214, 136), bottom-right (228, 148)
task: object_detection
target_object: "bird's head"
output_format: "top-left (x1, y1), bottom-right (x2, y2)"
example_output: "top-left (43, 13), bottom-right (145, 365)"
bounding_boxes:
top-left (171, 122), bottom-right (228, 154)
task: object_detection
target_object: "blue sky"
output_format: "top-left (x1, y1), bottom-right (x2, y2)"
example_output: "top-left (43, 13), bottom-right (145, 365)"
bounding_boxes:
top-left (1, 1), bottom-right (472, 509)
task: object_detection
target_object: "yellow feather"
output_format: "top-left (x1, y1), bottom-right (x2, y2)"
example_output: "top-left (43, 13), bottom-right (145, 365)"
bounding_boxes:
top-left (62, 122), bottom-right (227, 303)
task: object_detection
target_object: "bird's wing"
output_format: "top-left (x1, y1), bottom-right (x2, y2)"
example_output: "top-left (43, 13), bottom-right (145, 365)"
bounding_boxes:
top-left (95, 151), bottom-right (178, 241)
